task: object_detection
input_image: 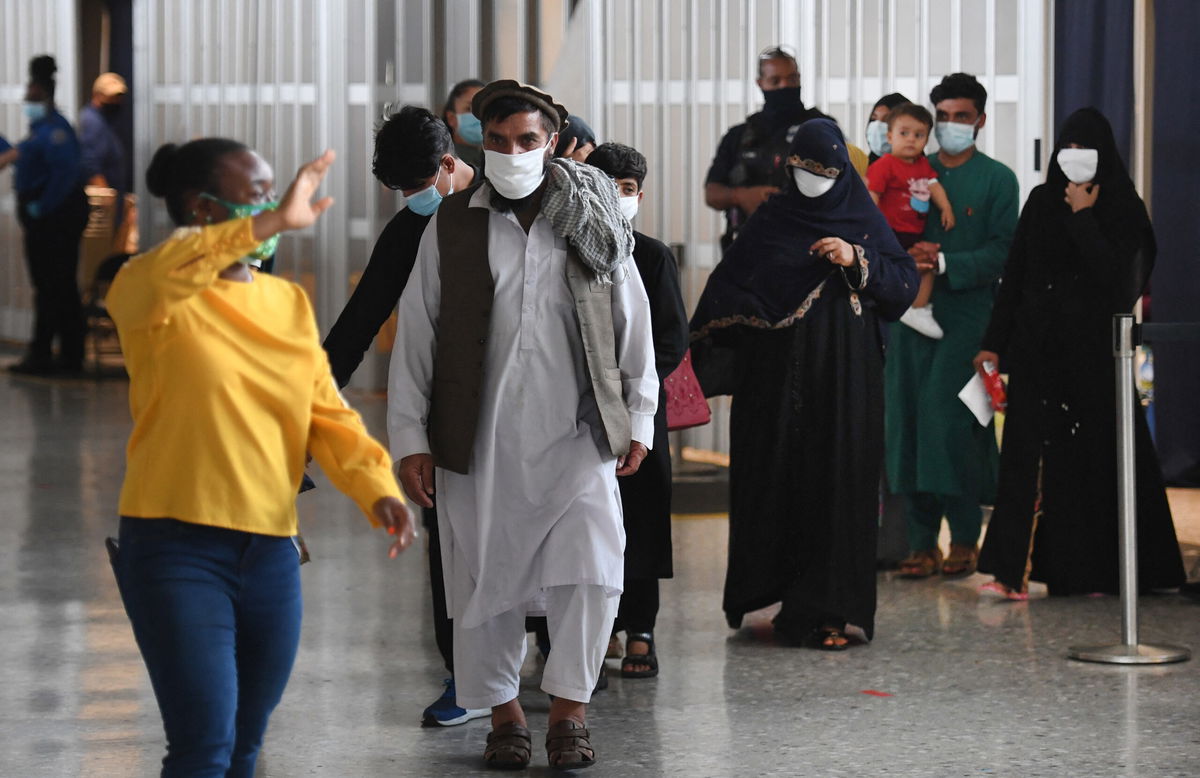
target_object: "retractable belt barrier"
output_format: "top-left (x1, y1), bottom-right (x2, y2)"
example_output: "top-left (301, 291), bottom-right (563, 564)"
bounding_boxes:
top-left (1067, 314), bottom-right (1197, 664)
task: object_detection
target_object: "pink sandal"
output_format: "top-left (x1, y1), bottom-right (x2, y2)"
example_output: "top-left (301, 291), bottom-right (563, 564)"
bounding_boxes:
top-left (979, 580), bottom-right (1029, 601)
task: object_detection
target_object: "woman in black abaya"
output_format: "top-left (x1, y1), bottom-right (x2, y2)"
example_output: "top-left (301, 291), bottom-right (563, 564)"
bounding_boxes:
top-left (976, 107), bottom-right (1184, 598)
top-left (691, 120), bottom-right (918, 649)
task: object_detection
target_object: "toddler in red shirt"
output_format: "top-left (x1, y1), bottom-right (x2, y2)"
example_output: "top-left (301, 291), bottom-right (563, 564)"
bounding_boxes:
top-left (867, 103), bottom-right (954, 339)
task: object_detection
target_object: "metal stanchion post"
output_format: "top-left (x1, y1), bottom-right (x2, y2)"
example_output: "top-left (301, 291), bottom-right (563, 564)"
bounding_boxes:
top-left (1068, 314), bottom-right (1190, 664)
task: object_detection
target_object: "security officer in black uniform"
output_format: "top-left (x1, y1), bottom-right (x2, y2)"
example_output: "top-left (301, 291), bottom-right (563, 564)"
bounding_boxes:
top-left (704, 46), bottom-right (829, 250)
top-left (9, 55), bottom-right (88, 376)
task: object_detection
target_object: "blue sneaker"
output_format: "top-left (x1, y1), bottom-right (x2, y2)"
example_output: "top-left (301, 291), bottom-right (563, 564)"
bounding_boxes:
top-left (422, 678), bottom-right (490, 727)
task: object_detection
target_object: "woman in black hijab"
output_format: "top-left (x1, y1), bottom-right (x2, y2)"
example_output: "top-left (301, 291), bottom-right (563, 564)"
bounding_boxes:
top-left (975, 107), bottom-right (1184, 598)
top-left (691, 119), bottom-right (918, 648)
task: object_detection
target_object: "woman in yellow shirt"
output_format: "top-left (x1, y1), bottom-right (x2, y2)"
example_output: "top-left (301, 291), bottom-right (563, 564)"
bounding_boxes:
top-left (108, 139), bottom-right (414, 777)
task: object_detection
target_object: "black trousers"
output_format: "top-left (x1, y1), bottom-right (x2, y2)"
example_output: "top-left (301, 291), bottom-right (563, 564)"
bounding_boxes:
top-left (614, 578), bottom-right (660, 635)
top-left (424, 507), bottom-right (454, 674)
top-left (18, 189), bottom-right (88, 366)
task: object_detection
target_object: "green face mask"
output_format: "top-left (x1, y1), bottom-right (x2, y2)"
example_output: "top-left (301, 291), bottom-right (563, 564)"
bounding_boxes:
top-left (199, 193), bottom-right (281, 261)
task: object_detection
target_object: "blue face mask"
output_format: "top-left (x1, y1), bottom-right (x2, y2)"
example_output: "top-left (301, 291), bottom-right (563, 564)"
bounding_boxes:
top-left (23, 101), bottom-right (47, 123)
top-left (405, 166), bottom-right (451, 216)
top-left (866, 120), bottom-right (891, 156)
top-left (935, 120), bottom-right (978, 155)
top-left (199, 193), bottom-right (281, 261)
top-left (456, 112), bottom-right (483, 145)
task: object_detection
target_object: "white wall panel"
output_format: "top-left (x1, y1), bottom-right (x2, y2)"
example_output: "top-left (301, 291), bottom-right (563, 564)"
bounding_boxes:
top-left (130, 0), bottom-right (433, 393)
top-left (1, 0), bottom-right (1048, 410)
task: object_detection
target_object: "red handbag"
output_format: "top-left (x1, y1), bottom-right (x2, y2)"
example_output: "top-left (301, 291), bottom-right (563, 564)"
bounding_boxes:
top-left (664, 349), bottom-right (712, 431)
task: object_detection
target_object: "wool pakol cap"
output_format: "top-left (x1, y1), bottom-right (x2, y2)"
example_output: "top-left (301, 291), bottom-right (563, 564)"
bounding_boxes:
top-left (471, 79), bottom-right (568, 132)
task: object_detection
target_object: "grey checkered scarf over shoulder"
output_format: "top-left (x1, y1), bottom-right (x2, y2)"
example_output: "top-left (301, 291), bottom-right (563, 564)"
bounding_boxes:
top-left (541, 158), bottom-right (634, 283)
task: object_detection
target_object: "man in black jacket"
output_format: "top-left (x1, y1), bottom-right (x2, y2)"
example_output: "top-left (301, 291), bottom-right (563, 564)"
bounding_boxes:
top-left (321, 104), bottom-right (481, 726)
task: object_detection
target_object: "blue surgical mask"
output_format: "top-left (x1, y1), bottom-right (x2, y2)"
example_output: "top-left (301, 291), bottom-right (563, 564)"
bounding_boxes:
top-left (866, 120), bottom-right (891, 156)
top-left (405, 166), bottom-right (451, 216)
top-left (199, 193), bottom-right (281, 261)
top-left (457, 112), bottom-right (483, 145)
top-left (23, 101), bottom-right (47, 123)
top-left (935, 121), bottom-right (978, 155)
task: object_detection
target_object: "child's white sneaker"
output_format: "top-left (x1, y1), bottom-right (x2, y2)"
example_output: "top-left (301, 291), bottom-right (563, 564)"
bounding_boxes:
top-left (900, 305), bottom-right (944, 339)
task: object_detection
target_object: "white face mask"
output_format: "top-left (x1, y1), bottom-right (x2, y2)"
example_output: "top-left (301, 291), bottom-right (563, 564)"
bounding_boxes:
top-left (618, 194), bottom-right (640, 222)
top-left (935, 120), bottom-right (978, 155)
top-left (484, 139), bottom-right (552, 200)
top-left (792, 168), bottom-right (836, 198)
top-left (866, 120), bottom-right (891, 156)
top-left (1057, 148), bottom-right (1099, 184)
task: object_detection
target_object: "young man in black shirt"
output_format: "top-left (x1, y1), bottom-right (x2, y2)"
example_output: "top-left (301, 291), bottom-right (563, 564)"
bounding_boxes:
top-left (586, 142), bottom-right (689, 680)
top-left (322, 104), bottom-right (481, 726)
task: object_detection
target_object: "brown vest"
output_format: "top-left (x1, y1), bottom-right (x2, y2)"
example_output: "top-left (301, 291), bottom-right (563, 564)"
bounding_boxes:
top-left (431, 186), bottom-right (631, 475)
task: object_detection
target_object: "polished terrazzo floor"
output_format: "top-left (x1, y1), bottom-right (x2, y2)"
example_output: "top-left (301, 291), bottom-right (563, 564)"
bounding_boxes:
top-left (2, 369), bottom-right (1198, 778)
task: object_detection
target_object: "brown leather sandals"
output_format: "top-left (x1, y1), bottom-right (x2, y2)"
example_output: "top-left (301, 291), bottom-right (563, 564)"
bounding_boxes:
top-left (898, 547), bottom-right (943, 578)
top-left (545, 718), bottom-right (596, 770)
top-left (484, 721), bottom-right (532, 770)
top-left (941, 543), bottom-right (979, 577)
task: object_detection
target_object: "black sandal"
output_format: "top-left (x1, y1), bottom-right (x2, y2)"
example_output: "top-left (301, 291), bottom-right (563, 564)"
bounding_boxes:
top-left (802, 626), bottom-right (851, 652)
top-left (620, 632), bottom-right (659, 679)
top-left (484, 721), bottom-right (532, 770)
top-left (545, 718), bottom-right (595, 770)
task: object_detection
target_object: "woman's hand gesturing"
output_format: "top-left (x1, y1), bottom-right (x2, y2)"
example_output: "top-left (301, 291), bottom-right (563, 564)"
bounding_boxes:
top-left (253, 149), bottom-right (336, 240)
top-left (373, 496), bottom-right (417, 559)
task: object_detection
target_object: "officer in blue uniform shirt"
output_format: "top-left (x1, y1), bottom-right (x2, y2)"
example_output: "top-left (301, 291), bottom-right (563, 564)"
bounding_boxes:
top-left (9, 55), bottom-right (89, 376)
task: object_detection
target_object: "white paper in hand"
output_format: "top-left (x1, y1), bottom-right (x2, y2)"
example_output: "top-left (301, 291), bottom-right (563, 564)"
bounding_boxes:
top-left (958, 373), bottom-right (994, 427)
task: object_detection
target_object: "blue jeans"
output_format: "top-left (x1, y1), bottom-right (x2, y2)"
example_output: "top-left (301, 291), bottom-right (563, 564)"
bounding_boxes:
top-left (114, 517), bottom-right (303, 778)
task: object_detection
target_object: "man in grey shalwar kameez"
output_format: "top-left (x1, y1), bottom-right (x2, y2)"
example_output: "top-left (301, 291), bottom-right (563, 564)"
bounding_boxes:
top-left (387, 81), bottom-right (657, 771)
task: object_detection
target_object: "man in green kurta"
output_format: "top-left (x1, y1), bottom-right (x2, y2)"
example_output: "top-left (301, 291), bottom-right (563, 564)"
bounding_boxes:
top-left (885, 73), bottom-right (1019, 578)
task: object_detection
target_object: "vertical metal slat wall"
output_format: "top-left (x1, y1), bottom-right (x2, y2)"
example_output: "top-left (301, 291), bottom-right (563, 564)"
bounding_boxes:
top-left (0, 0), bottom-right (79, 343)
top-left (558, 0), bottom-right (1046, 457)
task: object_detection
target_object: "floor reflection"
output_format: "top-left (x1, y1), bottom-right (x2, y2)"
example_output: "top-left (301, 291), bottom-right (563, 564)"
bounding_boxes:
top-left (0, 371), bottom-right (1197, 777)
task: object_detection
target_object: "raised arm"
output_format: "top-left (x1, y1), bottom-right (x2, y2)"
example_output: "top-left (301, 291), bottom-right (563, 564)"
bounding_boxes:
top-left (1062, 187), bottom-right (1155, 312)
top-left (107, 218), bottom-right (262, 330)
top-left (109, 149), bottom-right (337, 331)
top-left (813, 236), bottom-right (920, 321)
